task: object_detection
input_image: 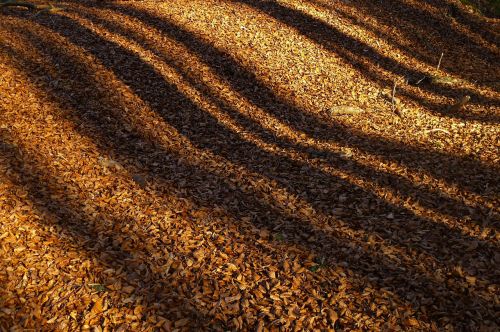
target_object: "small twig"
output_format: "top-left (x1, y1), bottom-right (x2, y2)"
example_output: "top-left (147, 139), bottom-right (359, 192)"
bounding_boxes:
top-left (391, 81), bottom-right (397, 111)
top-left (415, 76), bottom-right (427, 85)
top-left (422, 128), bottom-right (451, 135)
top-left (436, 52), bottom-right (444, 71)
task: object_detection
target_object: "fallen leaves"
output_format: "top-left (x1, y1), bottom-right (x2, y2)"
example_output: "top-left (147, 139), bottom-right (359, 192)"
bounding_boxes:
top-left (0, 0), bottom-right (499, 331)
top-left (98, 157), bottom-right (123, 171)
top-left (131, 174), bottom-right (147, 188)
top-left (88, 283), bottom-right (107, 293)
top-left (449, 95), bottom-right (471, 112)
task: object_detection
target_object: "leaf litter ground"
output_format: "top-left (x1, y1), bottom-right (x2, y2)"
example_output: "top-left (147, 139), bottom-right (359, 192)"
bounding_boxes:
top-left (0, 0), bottom-right (499, 330)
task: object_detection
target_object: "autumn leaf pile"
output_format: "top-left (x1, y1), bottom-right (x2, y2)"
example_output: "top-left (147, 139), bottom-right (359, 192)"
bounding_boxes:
top-left (0, 0), bottom-right (499, 330)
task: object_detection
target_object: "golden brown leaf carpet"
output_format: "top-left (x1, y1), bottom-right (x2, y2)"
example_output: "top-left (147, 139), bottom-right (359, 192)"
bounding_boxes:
top-left (0, 0), bottom-right (499, 330)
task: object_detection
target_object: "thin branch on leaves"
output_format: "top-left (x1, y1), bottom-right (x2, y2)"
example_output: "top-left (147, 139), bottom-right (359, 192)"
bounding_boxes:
top-left (437, 52), bottom-right (444, 71)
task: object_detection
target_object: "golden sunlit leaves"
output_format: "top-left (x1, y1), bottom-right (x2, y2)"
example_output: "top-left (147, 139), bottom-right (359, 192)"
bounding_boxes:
top-left (0, 0), bottom-right (499, 331)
